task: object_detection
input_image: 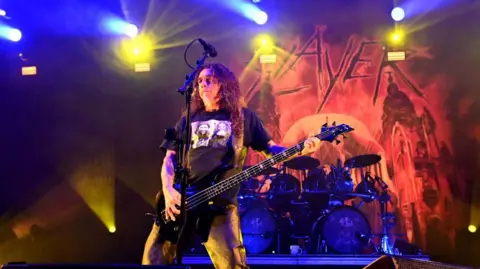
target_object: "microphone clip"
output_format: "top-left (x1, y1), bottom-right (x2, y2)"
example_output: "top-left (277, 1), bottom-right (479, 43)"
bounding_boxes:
top-left (198, 38), bottom-right (218, 58)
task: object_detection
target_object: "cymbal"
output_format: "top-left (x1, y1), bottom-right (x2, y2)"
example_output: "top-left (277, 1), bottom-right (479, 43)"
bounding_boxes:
top-left (243, 166), bottom-right (280, 175)
top-left (344, 154), bottom-right (381, 168)
top-left (284, 156), bottom-right (320, 170)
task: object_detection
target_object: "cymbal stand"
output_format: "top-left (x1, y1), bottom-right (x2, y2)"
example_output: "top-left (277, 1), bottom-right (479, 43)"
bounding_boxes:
top-left (375, 176), bottom-right (397, 255)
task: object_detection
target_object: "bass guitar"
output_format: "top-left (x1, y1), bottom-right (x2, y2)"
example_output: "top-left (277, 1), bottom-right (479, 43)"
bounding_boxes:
top-left (155, 123), bottom-right (354, 242)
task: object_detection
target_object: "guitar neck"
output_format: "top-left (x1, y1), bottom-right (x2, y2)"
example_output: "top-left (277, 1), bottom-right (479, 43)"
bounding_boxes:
top-left (187, 130), bottom-right (333, 205)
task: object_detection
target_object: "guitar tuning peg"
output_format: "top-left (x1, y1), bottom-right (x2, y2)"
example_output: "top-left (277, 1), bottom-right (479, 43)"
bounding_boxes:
top-left (332, 121), bottom-right (336, 126)
top-left (335, 139), bottom-right (341, 145)
top-left (342, 134), bottom-right (347, 139)
top-left (322, 123), bottom-right (327, 128)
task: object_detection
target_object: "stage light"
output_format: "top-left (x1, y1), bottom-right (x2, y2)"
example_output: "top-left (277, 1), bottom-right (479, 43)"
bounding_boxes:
top-left (124, 36), bottom-right (152, 59)
top-left (8, 29), bottom-right (22, 42)
top-left (134, 63), bottom-right (151, 72)
top-left (230, 1), bottom-right (268, 25)
top-left (391, 7), bottom-right (405, 22)
top-left (253, 34), bottom-right (276, 63)
top-left (259, 54), bottom-right (276, 64)
top-left (468, 225), bottom-right (477, 233)
top-left (392, 33), bottom-right (401, 42)
top-left (256, 34), bottom-right (273, 47)
top-left (108, 226), bottom-right (116, 233)
top-left (387, 51), bottom-right (406, 61)
top-left (117, 35), bottom-right (154, 69)
top-left (0, 25), bottom-right (22, 42)
top-left (0, 9), bottom-right (6, 17)
top-left (388, 29), bottom-right (405, 46)
top-left (22, 66), bottom-right (37, 76)
top-left (133, 47), bottom-right (140, 56)
top-left (125, 23), bottom-right (138, 38)
top-left (242, 5), bottom-right (267, 25)
top-left (253, 11), bottom-right (268, 25)
top-left (103, 18), bottom-right (139, 38)
top-left (255, 34), bottom-right (274, 49)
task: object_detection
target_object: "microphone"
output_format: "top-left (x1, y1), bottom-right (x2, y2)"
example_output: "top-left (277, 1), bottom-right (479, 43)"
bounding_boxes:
top-left (198, 38), bottom-right (218, 58)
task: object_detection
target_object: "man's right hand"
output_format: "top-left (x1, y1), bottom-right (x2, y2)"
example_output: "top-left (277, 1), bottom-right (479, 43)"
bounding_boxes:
top-left (163, 186), bottom-right (181, 221)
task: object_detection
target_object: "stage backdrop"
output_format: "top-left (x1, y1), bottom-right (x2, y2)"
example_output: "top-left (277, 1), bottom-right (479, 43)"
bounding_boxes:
top-left (226, 24), bottom-right (461, 257)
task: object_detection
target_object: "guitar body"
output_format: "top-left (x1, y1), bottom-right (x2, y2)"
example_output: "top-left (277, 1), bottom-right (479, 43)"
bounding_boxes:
top-left (155, 168), bottom-right (230, 243)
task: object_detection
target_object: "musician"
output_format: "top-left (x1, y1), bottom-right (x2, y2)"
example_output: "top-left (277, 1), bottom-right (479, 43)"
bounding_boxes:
top-left (142, 63), bottom-right (322, 268)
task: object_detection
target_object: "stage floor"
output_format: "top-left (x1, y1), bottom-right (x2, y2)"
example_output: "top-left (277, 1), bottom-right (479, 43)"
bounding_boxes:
top-left (181, 254), bottom-right (431, 266)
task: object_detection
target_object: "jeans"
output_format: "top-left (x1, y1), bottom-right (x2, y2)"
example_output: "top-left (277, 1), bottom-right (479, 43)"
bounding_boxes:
top-left (142, 203), bottom-right (249, 269)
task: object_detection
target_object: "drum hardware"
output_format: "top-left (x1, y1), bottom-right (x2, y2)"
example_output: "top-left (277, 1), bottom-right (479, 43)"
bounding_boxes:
top-left (344, 154), bottom-right (381, 168)
top-left (283, 156), bottom-right (320, 170)
top-left (323, 161), bottom-right (356, 200)
top-left (303, 167), bottom-right (328, 193)
top-left (354, 172), bottom-right (379, 203)
top-left (371, 174), bottom-right (398, 255)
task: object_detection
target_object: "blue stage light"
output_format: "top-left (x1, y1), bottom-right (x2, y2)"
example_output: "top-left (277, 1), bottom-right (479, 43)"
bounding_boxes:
top-left (391, 7), bottom-right (405, 22)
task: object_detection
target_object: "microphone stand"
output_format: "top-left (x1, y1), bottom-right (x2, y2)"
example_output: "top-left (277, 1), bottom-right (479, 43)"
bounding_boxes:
top-left (174, 51), bottom-right (210, 265)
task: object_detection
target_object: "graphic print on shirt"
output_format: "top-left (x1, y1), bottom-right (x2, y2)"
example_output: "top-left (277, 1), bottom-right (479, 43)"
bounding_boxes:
top-left (191, 120), bottom-right (232, 149)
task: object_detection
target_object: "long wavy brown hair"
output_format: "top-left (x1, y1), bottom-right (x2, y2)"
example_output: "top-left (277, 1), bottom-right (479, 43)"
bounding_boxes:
top-left (184, 63), bottom-right (245, 138)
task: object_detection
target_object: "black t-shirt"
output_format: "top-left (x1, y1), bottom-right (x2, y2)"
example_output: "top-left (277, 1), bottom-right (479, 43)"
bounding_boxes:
top-left (160, 107), bottom-right (272, 205)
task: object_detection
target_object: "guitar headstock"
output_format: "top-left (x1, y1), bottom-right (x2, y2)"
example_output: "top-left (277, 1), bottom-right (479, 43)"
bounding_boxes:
top-left (319, 122), bottom-right (354, 144)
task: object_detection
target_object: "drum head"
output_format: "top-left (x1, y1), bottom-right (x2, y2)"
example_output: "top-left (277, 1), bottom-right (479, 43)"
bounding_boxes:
top-left (312, 206), bottom-right (371, 254)
top-left (240, 207), bottom-right (276, 254)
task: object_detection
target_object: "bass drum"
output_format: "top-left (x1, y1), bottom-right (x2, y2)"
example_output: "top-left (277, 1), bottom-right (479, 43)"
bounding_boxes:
top-left (309, 206), bottom-right (371, 254)
top-left (239, 199), bottom-right (276, 254)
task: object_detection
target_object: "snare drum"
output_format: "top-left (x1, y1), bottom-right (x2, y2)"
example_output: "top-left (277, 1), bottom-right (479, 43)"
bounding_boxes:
top-left (309, 206), bottom-right (371, 254)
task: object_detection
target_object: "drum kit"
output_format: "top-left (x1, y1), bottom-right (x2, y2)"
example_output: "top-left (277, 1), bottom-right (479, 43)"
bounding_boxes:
top-left (238, 154), bottom-right (400, 255)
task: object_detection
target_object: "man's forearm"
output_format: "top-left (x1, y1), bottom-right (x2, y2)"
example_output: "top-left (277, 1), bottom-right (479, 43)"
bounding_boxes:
top-left (161, 154), bottom-right (175, 191)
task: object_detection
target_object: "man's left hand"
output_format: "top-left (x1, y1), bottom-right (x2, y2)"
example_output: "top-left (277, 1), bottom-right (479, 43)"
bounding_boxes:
top-left (301, 135), bottom-right (322, 155)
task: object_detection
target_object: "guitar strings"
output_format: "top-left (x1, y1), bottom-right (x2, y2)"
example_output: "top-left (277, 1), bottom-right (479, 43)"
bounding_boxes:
top-left (160, 130), bottom-right (335, 221)
top-left (160, 129), bottom-right (336, 222)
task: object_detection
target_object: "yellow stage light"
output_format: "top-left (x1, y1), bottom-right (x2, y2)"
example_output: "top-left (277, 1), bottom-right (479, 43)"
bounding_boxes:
top-left (69, 152), bottom-right (116, 236)
top-left (119, 35), bottom-right (154, 63)
top-left (253, 34), bottom-right (275, 52)
top-left (256, 34), bottom-right (273, 47)
top-left (468, 225), bottom-right (477, 233)
top-left (388, 29), bottom-right (405, 46)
